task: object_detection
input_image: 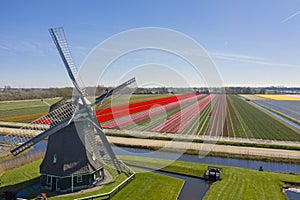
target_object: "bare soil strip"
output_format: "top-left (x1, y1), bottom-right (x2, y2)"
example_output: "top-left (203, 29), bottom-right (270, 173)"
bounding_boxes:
top-left (104, 129), bottom-right (300, 147)
top-left (107, 136), bottom-right (300, 160)
top-left (1, 123), bottom-right (300, 160)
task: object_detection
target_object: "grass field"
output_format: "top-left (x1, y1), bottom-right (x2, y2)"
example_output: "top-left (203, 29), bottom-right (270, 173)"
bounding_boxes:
top-left (0, 98), bottom-right (61, 122)
top-left (0, 159), bottom-right (183, 200)
top-left (111, 169), bottom-right (183, 200)
top-left (1, 156), bottom-right (300, 199)
top-left (120, 156), bottom-right (300, 200)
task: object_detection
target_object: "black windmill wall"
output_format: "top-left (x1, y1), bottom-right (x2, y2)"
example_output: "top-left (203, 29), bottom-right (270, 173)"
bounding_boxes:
top-left (40, 122), bottom-right (103, 177)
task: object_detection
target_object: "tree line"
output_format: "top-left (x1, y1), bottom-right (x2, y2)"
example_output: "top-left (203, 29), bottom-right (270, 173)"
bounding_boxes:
top-left (0, 86), bottom-right (299, 101)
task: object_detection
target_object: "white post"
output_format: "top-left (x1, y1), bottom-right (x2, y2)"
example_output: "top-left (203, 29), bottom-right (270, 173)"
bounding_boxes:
top-left (71, 175), bottom-right (74, 192)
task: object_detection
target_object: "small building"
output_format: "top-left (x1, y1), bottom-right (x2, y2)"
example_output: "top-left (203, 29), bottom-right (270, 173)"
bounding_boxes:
top-left (204, 166), bottom-right (222, 181)
top-left (40, 122), bottom-right (104, 193)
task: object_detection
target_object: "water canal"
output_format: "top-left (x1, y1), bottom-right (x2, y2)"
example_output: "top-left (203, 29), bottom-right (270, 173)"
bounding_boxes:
top-left (1, 135), bottom-right (300, 199)
top-left (1, 135), bottom-right (299, 173)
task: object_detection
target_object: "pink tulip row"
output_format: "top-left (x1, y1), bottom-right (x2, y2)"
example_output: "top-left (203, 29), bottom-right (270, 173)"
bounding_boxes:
top-left (152, 95), bottom-right (214, 133)
top-left (206, 94), bottom-right (227, 136)
top-left (102, 94), bottom-right (204, 129)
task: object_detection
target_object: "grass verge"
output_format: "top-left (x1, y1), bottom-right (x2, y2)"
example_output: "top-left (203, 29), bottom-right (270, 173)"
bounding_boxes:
top-left (114, 142), bottom-right (300, 164)
top-left (119, 156), bottom-right (300, 200)
top-left (111, 168), bottom-right (183, 200)
top-left (0, 158), bottom-right (183, 200)
top-left (106, 131), bottom-right (300, 151)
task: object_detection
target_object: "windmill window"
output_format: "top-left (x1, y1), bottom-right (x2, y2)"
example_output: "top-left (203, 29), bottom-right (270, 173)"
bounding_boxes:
top-left (53, 154), bottom-right (57, 164)
top-left (77, 175), bottom-right (83, 183)
top-left (47, 176), bottom-right (51, 184)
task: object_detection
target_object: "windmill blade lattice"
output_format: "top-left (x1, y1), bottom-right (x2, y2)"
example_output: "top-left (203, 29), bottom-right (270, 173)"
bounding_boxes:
top-left (96, 79), bottom-right (137, 112)
top-left (5, 101), bottom-right (77, 155)
top-left (49, 27), bottom-right (86, 96)
top-left (74, 116), bottom-right (109, 164)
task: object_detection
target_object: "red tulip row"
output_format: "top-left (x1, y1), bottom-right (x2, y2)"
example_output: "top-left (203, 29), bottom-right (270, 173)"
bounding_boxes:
top-left (32, 94), bottom-right (196, 124)
top-left (31, 118), bottom-right (51, 125)
top-left (102, 94), bottom-right (204, 129)
top-left (152, 95), bottom-right (213, 133)
top-left (96, 94), bottom-right (198, 123)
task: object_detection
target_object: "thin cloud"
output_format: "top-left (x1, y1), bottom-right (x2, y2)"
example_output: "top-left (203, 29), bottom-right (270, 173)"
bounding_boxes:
top-left (211, 52), bottom-right (266, 61)
top-left (0, 45), bottom-right (11, 51)
top-left (211, 51), bottom-right (300, 68)
top-left (281, 10), bottom-right (300, 23)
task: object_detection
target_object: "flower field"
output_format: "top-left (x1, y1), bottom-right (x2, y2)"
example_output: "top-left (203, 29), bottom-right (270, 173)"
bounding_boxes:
top-left (1, 94), bottom-right (300, 142)
top-left (99, 94), bottom-right (300, 141)
top-left (151, 95), bottom-right (213, 133)
top-left (100, 94), bottom-right (204, 129)
top-left (106, 94), bottom-right (300, 141)
top-left (254, 100), bottom-right (300, 122)
top-left (255, 94), bottom-right (300, 101)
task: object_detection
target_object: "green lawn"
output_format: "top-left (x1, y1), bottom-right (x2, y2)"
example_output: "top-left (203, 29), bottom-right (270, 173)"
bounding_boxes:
top-left (112, 169), bottom-right (183, 200)
top-left (1, 156), bottom-right (300, 200)
top-left (0, 160), bottom-right (41, 194)
top-left (119, 156), bottom-right (300, 200)
top-left (0, 158), bottom-right (183, 200)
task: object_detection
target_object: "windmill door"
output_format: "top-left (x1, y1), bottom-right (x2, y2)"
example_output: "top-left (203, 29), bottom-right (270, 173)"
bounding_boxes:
top-left (51, 177), bottom-right (57, 191)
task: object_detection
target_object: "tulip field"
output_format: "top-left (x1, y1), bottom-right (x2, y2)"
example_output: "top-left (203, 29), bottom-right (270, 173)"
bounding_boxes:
top-left (1, 94), bottom-right (300, 141)
top-left (93, 93), bottom-right (300, 141)
top-left (98, 94), bottom-right (300, 141)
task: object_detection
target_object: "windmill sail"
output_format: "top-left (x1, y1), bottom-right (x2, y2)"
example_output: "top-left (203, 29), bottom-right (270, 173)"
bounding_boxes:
top-left (5, 27), bottom-right (139, 192)
top-left (49, 27), bottom-right (123, 172)
top-left (7, 78), bottom-right (135, 157)
top-left (6, 27), bottom-right (140, 174)
top-left (7, 101), bottom-right (77, 155)
top-left (49, 28), bottom-right (86, 96)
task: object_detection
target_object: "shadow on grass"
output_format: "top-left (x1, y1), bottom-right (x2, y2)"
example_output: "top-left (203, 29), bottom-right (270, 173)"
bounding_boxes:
top-left (0, 177), bottom-right (65, 199)
top-left (0, 177), bottom-right (40, 196)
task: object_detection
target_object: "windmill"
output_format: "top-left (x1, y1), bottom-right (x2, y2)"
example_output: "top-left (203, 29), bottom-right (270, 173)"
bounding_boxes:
top-left (6, 27), bottom-right (136, 192)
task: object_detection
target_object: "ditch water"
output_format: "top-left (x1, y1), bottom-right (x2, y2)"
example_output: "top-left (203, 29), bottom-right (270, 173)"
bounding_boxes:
top-left (1, 135), bottom-right (299, 173)
top-left (284, 190), bottom-right (300, 200)
top-left (133, 165), bottom-right (210, 200)
top-left (113, 146), bottom-right (300, 174)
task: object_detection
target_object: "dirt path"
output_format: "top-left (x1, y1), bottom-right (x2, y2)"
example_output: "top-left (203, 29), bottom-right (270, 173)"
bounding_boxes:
top-left (105, 129), bottom-right (300, 147)
top-left (1, 124), bottom-right (300, 160)
top-left (108, 136), bottom-right (300, 160)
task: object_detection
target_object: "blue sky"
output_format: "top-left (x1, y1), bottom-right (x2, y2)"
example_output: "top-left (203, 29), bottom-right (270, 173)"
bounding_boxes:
top-left (1, 0), bottom-right (300, 88)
